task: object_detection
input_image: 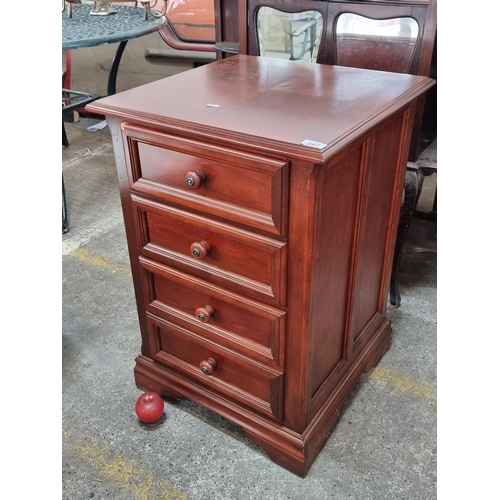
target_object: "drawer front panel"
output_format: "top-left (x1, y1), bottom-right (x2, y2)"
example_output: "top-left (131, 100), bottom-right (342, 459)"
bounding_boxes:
top-left (122, 123), bottom-right (288, 235)
top-left (147, 314), bottom-right (284, 421)
top-left (140, 257), bottom-right (285, 369)
top-left (132, 196), bottom-right (287, 306)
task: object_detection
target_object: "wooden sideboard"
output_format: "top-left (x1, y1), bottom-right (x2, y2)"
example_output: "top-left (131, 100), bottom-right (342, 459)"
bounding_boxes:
top-left (87, 55), bottom-right (434, 476)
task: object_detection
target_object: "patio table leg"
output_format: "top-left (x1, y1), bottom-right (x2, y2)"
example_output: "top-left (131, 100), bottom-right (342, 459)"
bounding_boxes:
top-left (63, 175), bottom-right (69, 234)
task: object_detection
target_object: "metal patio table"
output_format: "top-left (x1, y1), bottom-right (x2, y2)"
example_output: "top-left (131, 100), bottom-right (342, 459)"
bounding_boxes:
top-left (62, 3), bottom-right (166, 233)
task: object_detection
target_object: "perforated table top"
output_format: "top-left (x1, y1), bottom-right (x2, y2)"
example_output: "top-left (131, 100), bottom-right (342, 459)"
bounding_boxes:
top-left (62, 4), bottom-right (165, 51)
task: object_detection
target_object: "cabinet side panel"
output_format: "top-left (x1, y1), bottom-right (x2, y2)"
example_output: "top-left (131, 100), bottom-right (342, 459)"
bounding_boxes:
top-left (351, 115), bottom-right (405, 341)
top-left (308, 146), bottom-right (363, 397)
top-left (106, 117), bottom-right (153, 358)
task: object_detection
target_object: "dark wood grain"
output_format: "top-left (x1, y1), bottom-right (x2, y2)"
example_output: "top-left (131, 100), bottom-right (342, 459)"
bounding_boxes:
top-left (131, 195), bottom-right (288, 306)
top-left (146, 314), bottom-right (284, 421)
top-left (87, 54), bottom-right (434, 476)
top-left (88, 55), bottom-right (433, 162)
top-left (122, 122), bottom-right (289, 235)
top-left (139, 256), bottom-right (286, 369)
top-left (232, 0), bottom-right (437, 160)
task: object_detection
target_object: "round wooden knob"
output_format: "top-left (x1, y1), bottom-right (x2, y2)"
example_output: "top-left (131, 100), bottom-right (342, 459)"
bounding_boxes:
top-left (185, 170), bottom-right (206, 190)
top-left (199, 357), bottom-right (217, 375)
top-left (196, 305), bottom-right (214, 323)
top-left (190, 240), bottom-right (210, 259)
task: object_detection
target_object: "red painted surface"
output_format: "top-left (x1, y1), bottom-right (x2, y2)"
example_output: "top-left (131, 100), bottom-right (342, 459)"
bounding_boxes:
top-left (166, 0), bottom-right (215, 42)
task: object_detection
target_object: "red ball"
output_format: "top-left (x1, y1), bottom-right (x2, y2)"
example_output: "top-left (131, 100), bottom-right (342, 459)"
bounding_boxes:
top-left (135, 391), bottom-right (164, 424)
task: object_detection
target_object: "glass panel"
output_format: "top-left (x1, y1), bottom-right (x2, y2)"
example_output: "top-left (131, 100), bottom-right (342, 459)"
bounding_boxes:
top-left (336, 14), bottom-right (418, 73)
top-left (257, 7), bottom-right (324, 63)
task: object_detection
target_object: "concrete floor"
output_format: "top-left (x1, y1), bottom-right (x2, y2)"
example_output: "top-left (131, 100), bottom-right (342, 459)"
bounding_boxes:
top-left (62, 115), bottom-right (437, 500)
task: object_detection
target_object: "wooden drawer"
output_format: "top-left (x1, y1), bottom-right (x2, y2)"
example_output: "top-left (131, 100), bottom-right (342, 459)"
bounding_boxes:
top-left (132, 195), bottom-right (287, 307)
top-left (139, 256), bottom-right (285, 369)
top-left (121, 123), bottom-right (288, 235)
top-left (146, 313), bottom-right (284, 421)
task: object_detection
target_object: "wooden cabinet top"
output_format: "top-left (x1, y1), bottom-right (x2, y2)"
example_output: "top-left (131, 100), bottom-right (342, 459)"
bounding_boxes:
top-left (88, 54), bottom-right (434, 162)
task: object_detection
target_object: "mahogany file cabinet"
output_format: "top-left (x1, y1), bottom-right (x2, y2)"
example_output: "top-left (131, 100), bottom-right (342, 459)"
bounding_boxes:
top-left (87, 55), bottom-right (434, 476)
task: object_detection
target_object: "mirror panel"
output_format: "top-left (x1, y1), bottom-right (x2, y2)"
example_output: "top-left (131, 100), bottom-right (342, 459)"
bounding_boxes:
top-left (336, 14), bottom-right (419, 73)
top-left (257, 7), bottom-right (323, 63)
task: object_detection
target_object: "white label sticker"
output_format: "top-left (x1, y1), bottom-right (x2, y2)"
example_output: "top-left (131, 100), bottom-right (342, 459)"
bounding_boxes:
top-left (301, 139), bottom-right (327, 149)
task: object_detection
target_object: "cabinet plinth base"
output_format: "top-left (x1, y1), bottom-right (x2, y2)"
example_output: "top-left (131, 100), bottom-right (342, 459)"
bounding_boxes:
top-left (134, 319), bottom-right (392, 477)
